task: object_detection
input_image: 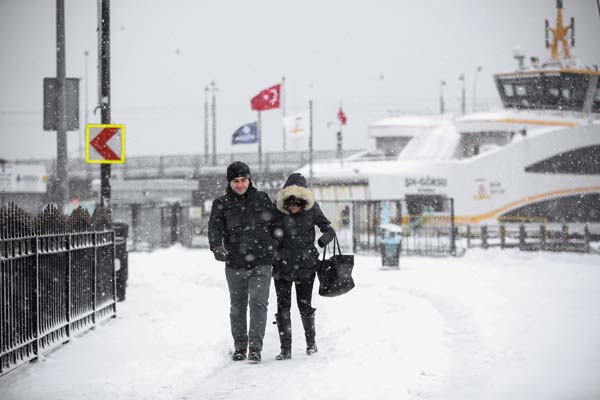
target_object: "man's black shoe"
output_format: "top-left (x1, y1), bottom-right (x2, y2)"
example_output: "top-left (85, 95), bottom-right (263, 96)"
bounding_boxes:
top-left (232, 348), bottom-right (247, 361)
top-left (248, 347), bottom-right (261, 362)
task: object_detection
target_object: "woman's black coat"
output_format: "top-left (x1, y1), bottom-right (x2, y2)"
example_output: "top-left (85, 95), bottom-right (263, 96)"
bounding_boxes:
top-left (273, 174), bottom-right (335, 280)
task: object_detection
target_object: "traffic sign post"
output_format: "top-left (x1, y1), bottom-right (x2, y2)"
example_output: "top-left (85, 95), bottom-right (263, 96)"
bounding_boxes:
top-left (85, 124), bottom-right (126, 164)
top-left (98, 0), bottom-right (112, 208)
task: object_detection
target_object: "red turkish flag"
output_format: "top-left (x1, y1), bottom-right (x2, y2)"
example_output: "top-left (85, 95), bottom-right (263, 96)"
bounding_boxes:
top-left (251, 84), bottom-right (281, 111)
top-left (337, 107), bottom-right (347, 125)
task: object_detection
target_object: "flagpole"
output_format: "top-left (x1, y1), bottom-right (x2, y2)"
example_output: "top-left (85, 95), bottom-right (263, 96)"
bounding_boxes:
top-left (281, 76), bottom-right (287, 168)
top-left (257, 111), bottom-right (262, 183)
top-left (338, 102), bottom-right (343, 166)
top-left (337, 126), bottom-right (343, 166)
top-left (309, 99), bottom-right (313, 180)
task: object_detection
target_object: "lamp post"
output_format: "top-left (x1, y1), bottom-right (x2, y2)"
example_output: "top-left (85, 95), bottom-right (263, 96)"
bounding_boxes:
top-left (473, 66), bottom-right (482, 112)
top-left (439, 80), bottom-right (447, 114)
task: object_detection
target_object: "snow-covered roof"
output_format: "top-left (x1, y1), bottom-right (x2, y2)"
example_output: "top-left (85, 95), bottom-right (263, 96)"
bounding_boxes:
top-left (368, 115), bottom-right (454, 138)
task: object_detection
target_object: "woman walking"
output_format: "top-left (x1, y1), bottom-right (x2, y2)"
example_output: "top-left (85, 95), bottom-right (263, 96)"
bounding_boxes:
top-left (273, 173), bottom-right (335, 360)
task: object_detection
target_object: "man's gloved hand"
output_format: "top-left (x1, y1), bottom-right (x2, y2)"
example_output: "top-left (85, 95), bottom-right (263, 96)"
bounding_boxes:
top-left (212, 246), bottom-right (227, 262)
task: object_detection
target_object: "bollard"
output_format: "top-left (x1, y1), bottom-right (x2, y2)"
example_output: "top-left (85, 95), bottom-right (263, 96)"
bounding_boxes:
top-left (481, 225), bottom-right (488, 249)
top-left (519, 224), bottom-right (526, 250)
top-left (540, 224), bottom-right (547, 250)
top-left (113, 222), bottom-right (129, 302)
top-left (561, 224), bottom-right (569, 250)
top-left (584, 224), bottom-right (591, 254)
top-left (466, 225), bottom-right (471, 248)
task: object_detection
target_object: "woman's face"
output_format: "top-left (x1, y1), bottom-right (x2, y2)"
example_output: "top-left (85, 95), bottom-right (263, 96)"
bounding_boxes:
top-left (287, 204), bottom-right (302, 214)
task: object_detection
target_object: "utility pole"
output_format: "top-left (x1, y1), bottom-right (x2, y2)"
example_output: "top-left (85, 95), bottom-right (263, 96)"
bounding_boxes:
top-left (281, 76), bottom-right (287, 168)
top-left (459, 74), bottom-right (466, 116)
top-left (309, 99), bottom-right (313, 180)
top-left (81, 50), bottom-right (90, 160)
top-left (204, 85), bottom-right (209, 165)
top-left (439, 80), bottom-right (447, 114)
top-left (99, 0), bottom-right (111, 208)
top-left (55, 0), bottom-right (68, 211)
top-left (473, 66), bottom-right (482, 112)
top-left (84, 50), bottom-right (92, 194)
top-left (211, 80), bottom-right (217, 166)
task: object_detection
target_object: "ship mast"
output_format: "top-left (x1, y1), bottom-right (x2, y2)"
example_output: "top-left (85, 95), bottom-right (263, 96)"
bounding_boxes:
top-left (545, 0), bottom-right (575, 60)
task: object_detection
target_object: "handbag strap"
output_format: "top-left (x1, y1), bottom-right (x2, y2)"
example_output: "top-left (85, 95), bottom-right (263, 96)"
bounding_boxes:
top-left (322, 235), bottom-right (342, 260)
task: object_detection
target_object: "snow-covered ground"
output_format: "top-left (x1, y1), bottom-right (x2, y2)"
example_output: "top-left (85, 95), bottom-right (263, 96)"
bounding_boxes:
top-left (1, 247), bottom-right (600, 400)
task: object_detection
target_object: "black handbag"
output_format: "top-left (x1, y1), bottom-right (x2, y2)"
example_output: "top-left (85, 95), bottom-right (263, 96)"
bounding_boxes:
top-left (317, 236), bottom-right (355, 297)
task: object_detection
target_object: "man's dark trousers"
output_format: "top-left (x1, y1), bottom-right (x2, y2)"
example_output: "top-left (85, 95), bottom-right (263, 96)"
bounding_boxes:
top-left (225, 264), bottom-right (272, 351)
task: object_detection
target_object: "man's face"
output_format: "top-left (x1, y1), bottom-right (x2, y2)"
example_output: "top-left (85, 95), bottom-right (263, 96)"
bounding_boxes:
top-left (230, 176), bottom-right (249, 195)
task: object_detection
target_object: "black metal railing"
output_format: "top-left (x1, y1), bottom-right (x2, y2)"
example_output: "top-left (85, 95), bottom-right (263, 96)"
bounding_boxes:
top-left (319, 199), bottom-right (456, 256)
top-left (0, 203), bottom-right (117, 376)
top-left (459, 222), bottom-right (597, 253)
top-left (110, 198), bottom-right (457, 257)
top-left (112, 202), bottom-right (201, 251)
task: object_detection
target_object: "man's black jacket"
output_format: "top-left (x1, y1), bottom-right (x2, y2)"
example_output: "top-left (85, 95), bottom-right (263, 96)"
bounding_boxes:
top-left (208, 185), bottom-right (280, 268)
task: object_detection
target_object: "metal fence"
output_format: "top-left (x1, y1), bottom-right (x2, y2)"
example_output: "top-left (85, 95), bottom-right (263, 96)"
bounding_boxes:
top-left (458, 223), bottom-right (597, 253)
top-left (0, 203), bottom-right (116, 376)
top-left (112, 202), bottom-right (203, 251)
top-left (319, 199), bottom-right (456, 256)
top-left (112, 198), bottom-right (456, 257)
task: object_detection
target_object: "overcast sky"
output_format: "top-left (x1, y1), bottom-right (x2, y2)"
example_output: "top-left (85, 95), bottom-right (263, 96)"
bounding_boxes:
top-left (1, 0), bottom-right (599, 160)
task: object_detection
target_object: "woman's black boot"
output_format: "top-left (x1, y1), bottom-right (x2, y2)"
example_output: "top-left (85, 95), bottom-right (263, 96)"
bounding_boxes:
top-left (301, 309), bottom-right (318, 355)
top-left (275, 311), bottom-right (292, 360)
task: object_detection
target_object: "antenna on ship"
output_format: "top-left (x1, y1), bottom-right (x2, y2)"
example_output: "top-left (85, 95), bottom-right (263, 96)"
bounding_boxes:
top-left (545, 0), bottom-right (575, 60)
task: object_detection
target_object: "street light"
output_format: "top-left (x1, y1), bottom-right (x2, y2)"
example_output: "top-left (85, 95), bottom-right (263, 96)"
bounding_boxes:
top-left (439, 80), bottom-right (447, 114)
top-left (473, 66), bottom-right (483, 112)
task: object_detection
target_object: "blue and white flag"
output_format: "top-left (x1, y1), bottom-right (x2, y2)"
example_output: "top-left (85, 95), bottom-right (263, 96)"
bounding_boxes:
top-left (231, 122), bottom-right (258, 144)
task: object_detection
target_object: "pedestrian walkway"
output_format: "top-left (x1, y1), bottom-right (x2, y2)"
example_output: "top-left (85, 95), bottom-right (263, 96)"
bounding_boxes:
top-left (1, 247), bottom-right (599, 400)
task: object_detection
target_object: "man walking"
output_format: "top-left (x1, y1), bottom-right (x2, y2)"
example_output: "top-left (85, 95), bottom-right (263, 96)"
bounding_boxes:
top-left (208, 161), bottom-right (280, 362)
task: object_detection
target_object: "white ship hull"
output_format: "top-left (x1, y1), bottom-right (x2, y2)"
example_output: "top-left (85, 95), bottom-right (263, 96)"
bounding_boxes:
top-left (300, 115), bottom-right (600, 226)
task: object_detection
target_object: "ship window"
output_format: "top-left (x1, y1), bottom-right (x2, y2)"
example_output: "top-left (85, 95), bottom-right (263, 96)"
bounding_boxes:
top-left (500, 193), bottom-right (600, 223)
top-left (497, 73), bottom-right (590, 112)
top-left (457, 131), bottom-right (512, 159)
top-left (375, 136), bottom-right (412, 158)
top-left (525, 145), bottom-right (600, 175)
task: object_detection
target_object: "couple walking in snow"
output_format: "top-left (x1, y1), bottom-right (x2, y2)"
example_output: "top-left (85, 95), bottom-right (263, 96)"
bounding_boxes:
top-left (208, 161), bottom-right (335, 363)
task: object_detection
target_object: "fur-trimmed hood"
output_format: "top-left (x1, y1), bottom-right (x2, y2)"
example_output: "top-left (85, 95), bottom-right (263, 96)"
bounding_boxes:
top-left (276, 173), bottom-right (315, 214)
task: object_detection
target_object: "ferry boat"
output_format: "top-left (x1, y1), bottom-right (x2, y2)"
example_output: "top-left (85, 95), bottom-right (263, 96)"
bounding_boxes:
top-left (299, 0), bottom-right (600, 227)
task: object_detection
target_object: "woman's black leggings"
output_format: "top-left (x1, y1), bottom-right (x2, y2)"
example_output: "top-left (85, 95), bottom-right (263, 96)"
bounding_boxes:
top-left (274, 273), bottom-right (316, 316)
